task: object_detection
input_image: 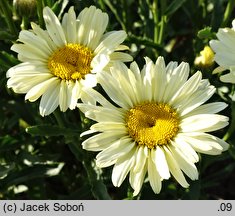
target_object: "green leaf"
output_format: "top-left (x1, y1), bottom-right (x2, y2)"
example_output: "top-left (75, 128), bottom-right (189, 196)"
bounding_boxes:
top-left (164, 0), bottom-right (187, 17)
top-left (0, 164), bottom-right (63, 188)
top-left (26, 124), bottom-right (80, 136)
top-left (0, 163), bottom-right (15, 178)
top-left (0, 135), bottom-right (18, 152)
top-left (197, 27), bottom-right (216, 39)
top-left (90, 179), bottom-right (111, 200)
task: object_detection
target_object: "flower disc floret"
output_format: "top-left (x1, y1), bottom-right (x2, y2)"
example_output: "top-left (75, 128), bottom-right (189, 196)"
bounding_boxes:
top-left (48, 43), bottom-right (93, 81)
top-left (126, 102), bottom-right (179, 148)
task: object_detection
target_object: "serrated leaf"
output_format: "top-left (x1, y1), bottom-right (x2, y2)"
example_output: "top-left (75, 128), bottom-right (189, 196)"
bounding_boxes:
top-left (197, 27), bottom-right (216, 39)
top-left (26, 125), bottom-right (80, 136)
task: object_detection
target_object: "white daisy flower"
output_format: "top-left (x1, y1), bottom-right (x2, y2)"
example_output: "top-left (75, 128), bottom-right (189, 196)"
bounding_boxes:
top-left (7, 6), bottom-right (132, 116)
top-left (210, 19), bottom-right (235, 83)
top-left (78, 56), bottom-right (229, 196)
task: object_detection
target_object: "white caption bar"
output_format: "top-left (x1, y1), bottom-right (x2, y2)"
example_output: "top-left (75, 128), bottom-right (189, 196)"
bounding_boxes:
top-left (0, 200), bottom-right (234, 216)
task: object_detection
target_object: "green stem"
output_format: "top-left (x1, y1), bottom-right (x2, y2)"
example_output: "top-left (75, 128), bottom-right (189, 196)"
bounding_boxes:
top-left (223, 102), bottom-right (235, 141)
top-left (152, 0), bottom-right (159, 44)
top-left (103, 0), bottom-right (126, 31)
top-left (158, 0), bottom-right (166, 45)
top-left (158, 16), bottom-right (166, 44)
top-left (0, 0), bottom-right (17, 36)
top-left (53, 110), bottom-right (111, 199)
top-left (222, 0), bottom-right (235, 27)
top-left (37, 0), bottom-right (44, 28)
top-left (53, 110), bottom-right (65, 128)
top-left (21, 16), bottom-right (29, 30)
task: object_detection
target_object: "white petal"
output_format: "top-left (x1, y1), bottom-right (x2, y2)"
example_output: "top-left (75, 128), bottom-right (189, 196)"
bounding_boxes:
top-left (77, 6), bottom-right (108, 49)
top-left (148, 152), bottom-right (162, 194)
top-left (111, 148), bottom-right (135, 187)
top-left (11, 44), bottom-right (48, 62)
top-left (153, 56), bottom-right (167, 102)
top-left (82, 131), bottom-right (127, 151)
top-left (39, 79), bottom-right (60, 116)
top-left (62, 7), bottom-right (77, 43)
top-left (94, 30), bottom-right (127, 55)
top-left (172, 136), bottom-right (199, 163)
top-left (80, 74), bottom-right (97, 88)
top-left (133, 146), bottom-right (148, 173)
top-left (96, 138), bottom-right (135, 168)
top-left (109, 52), bottom-right (133, 62)
top-left (178, 86), bottom-right (215, 116)
top-left (25, 77), bottom-right (58, 102)
top-left (43, 6), bottom-right (66, 47)
top-left (180, 132), bottom-right (229, 155)
top-left (130, 160), bottom-right (147, 196)
top-left (169, 71), bottom-right (202, 106)
top-left (18, 30), bottom-right (53, 56)
top-left (183, 102), bottom-right (228, 117)
top-left (168, 145), bottom-right (198, 180)
top-left (69, 81), bottom-right (82, 109)
top-left (180, 114), bottom-right (229, 132)
top-left (59, 80), bottom-right (68, 112)
top-left (91, 122), bottom-right (126, 132)
top-left (220, 71), bottom-right (235, 83)
top-left (163, 145), bottom-right (189, 188)
top-left (8, 74), bottom-right (52, 94)
top-left (152, 146), bottom-right (170, 179)
top-left (78, 103), bottom-right (125, 123)
top-left (81, 87), bottom-right (116, 108)
top-left (163, 62), bottom-right (189, 103)
top-left (31, 22), bottom-right (57, 51)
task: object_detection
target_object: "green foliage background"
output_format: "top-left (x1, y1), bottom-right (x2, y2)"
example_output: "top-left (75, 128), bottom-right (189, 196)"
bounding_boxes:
top-left (0, 0), bottom-right (235, 199)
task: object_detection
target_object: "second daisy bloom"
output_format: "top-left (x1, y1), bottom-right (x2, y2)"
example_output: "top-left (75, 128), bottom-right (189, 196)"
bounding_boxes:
top-left (78, 57), bottom-right (229, 196)
top-left (7, 6), bottom-right (132, 116)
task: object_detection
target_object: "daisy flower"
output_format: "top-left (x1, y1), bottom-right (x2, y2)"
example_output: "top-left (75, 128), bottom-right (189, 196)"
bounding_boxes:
top-left (78, 57), bottom-right (229, 196)
top-left (210, 19), bottom-right (235, 83)
top-left (7, 6), bottom-right (132, 116)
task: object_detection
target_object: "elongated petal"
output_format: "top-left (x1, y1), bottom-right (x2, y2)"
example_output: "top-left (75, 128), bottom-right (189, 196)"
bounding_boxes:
top-left (152, 146), bottom-right (170, 179)
top-left (163, 146), bottom-right (189, 188)
top-left (148, 152), bottom-right (162, 194)
top-left (43, 7), bottom-right (66, 47)
top-left (112, 148), bottom-right (135, 187)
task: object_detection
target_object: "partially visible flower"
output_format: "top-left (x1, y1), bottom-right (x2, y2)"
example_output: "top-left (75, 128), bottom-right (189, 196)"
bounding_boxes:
top-left (7, 6), bottom-right (132, 116)
top-left (210, 19), bottom-right (235, 83)
top-left (78, 57), bottom-right (229, 196)
top-left (194, 45), bottom-right (214, 67)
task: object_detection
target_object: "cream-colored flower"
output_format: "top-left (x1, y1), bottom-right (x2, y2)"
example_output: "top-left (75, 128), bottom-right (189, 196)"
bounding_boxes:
top-left (194, 45), bottom-right (214, 67)
top-left (7, 6), bottom-right (132, 116)
top-left (78, 57), bottom-right (229, 196)
top-left (210, 19), bottom-right (235, 83)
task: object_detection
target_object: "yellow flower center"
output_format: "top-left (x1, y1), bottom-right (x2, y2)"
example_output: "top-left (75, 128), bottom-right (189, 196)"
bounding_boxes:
top-left (125, 102), bottom-right (180, 149)
top-left (48, 43), bottom-right (93, 80)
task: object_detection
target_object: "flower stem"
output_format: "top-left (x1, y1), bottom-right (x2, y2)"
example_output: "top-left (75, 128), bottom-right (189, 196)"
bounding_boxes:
top-left (0, 0), bottom-right (17, 36)
top-left (53, 110), bottom-right (111, 199)
top-left (222, 0), bottom-right (235, 27)
top-left (158, 0), bottom-right (166, 45)
top-left (152, 0), bottom-right (159, 44)
top-left (37, 0), bottom-right (44, 28)
top-left (223, 102), bottom-right (235, 141)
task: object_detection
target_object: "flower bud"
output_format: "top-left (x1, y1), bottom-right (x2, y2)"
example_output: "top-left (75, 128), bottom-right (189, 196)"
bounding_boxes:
top-left (13, 0), bottom-right (37, 18)
top-left (194, 45), bottom-right (214, 67)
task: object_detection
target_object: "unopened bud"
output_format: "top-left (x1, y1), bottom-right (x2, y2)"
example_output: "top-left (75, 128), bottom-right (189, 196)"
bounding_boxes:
top-left (13, 0), bottom-right (37, 17)
top-left (194, 45), bottom-right (214, 67)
